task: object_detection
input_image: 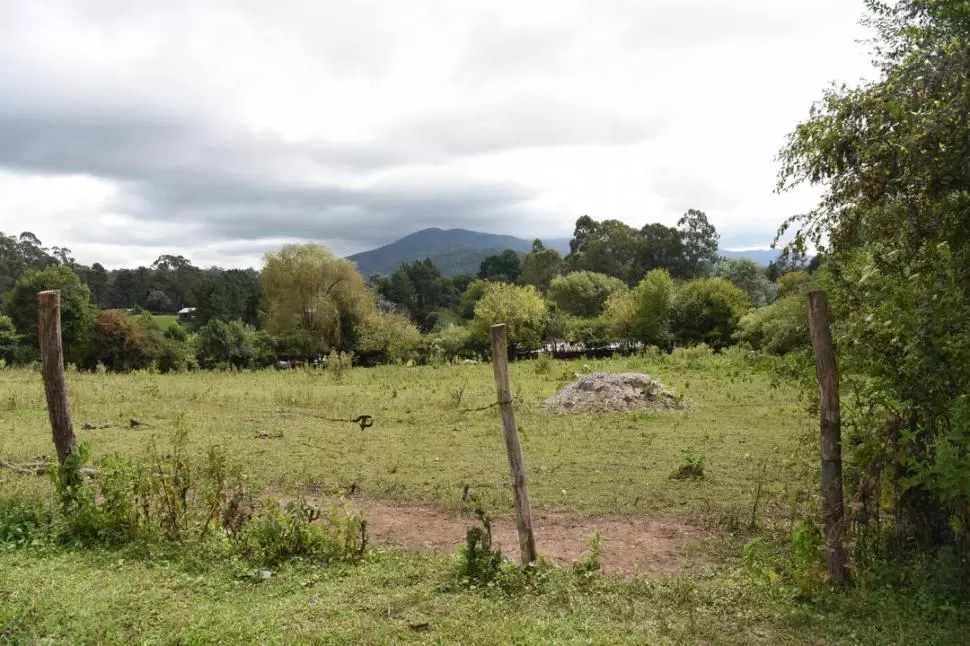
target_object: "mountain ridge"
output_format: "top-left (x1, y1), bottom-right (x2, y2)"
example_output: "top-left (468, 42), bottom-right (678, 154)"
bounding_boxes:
top-left (346, 227), bottom-right (778, 277)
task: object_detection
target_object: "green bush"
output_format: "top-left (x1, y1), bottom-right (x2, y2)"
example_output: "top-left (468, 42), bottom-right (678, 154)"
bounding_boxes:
top-left (670, 278), bottom-right (750, 349)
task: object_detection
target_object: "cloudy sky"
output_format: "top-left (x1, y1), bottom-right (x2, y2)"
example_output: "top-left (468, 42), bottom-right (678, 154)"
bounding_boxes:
top-left (0, 0), bottom-right (875, 269)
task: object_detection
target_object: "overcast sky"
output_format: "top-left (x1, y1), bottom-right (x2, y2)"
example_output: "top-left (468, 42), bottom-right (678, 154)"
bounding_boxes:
top-left (0, 0), bottom-right (876, 269)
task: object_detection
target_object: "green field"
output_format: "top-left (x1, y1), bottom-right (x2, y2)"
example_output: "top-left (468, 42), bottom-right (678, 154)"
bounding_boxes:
top-left (1, 352), bottom-right (966, 644)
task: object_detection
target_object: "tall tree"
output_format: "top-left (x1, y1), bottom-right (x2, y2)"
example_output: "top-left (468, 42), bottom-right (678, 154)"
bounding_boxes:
top-left (4, 264), bottom-right (95, 365)
top-left (261, 244), bottom-right (370, 356)
top-left (518, 240), bottom-right (563, 293)
top-left (478, 249), bottom-right (522, 283)
top-left (380, 258), bottom-right (457, 332)
top-left (677, 209), bottom-right (720, 277)
top-left (151, 254), bottom-right (202, 310)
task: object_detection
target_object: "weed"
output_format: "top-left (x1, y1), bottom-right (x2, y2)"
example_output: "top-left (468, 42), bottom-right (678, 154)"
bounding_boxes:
top-left (456, 504), bottom-right (503, 588)
top-left (572, 531), bottom-right (603, 585)
top-left (534, 352), bottom-right (552, 375)
top-left (671, 447), bottom-right (706, 481)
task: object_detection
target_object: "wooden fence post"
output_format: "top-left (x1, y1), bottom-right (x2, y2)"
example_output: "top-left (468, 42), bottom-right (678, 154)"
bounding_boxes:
top-left (806, 291), bottom-right (847, 584)
top-left (489, 324), bottom-right (538, 565)
top-left (38, 290), bottom-right (76, 463)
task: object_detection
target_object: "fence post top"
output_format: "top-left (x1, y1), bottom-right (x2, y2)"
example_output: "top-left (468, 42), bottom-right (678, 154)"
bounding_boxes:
top-left (38, 290), bottom-right (61, 296)
top-left (490, 323), bottom-right (506, 330)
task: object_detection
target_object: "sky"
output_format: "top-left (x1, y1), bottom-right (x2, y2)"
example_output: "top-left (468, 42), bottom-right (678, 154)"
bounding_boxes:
top-left (0, 0), bottom-right (877, 270)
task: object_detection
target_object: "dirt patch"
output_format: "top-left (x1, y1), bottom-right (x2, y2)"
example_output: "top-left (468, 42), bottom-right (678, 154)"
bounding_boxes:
top-left (541, 372), bottom-right (683, 414)
top-left (345, 499), bottom-right (707, 578)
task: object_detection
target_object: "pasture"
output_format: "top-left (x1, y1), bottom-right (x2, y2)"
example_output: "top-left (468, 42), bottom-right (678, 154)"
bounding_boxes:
top-left (1, 351), bottom-right (966, 644)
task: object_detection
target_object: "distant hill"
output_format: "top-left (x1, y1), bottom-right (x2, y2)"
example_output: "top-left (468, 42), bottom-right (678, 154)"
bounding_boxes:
top-left (346, 227), bottom-right (780, 277)
top-left (719, 249), bottom-right (781, 265)
top-left (347, 228), bottom-right (571, 277)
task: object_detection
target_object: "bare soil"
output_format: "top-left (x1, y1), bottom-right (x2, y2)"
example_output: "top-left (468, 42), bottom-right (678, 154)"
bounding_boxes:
top-left (345, 498), bottom-right (709, 578)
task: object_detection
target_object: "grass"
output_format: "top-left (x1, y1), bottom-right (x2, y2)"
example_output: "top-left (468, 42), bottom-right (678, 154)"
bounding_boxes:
top-left (0, 348), bottom-right (813, 519)
top-left (151, 314), bottom-right (180, 329)
top-left (1, 349), bottom-right (967, 644)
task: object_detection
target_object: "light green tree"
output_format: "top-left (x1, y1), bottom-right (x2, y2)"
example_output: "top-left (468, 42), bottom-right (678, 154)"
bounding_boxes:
top-left (261, 244), bottom-right (370, 356)
top-left (547, 271), bottom-right (627, 318)
top-left (472, 283), bottom-right (548, 352)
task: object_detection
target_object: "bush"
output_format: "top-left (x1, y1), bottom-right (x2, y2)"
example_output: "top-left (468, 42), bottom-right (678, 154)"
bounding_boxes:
top-left (0, 314), bottom-right (20, 365)
top-left (472, 283), bottom-right (548, 352)
top-left (87, 311), bottom-right (193, 373)
top-left (357, 311), bottom-right (422, 364)
top-left (547, 271), bottom-right (628, 317)
top-left (735, 294), bottom-right (809, 355)
top-left (195, 319), bottom-right (255, 369)
top-left (670, 278), bottom-right (750, 349)
top-left (604, 269), bottom-right (675, 348)
top-left (427, 324), bottom-right (475, 362)
top-left (237, 499), bottom-right (367, 566)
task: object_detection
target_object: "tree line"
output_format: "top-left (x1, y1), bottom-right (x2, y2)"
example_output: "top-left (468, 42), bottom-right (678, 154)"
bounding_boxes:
top-left (0, 210), bottom-right (810, 371)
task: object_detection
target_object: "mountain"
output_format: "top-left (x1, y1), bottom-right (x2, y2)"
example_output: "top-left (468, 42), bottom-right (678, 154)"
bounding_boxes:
top-left (347, 228), bottom-right (571, 277)
top-left (347, 227), bottom-right (781, 277)
top-left (719, 249), bottom-right (781, 265)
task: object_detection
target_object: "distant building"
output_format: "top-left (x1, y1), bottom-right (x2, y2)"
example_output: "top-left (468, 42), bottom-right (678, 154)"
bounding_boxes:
top-left (177, 307), bottom-right (197, 322)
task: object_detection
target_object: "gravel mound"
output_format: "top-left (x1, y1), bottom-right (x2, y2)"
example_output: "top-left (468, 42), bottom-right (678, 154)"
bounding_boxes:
top-left (541, 372), bottom-right (683, 414)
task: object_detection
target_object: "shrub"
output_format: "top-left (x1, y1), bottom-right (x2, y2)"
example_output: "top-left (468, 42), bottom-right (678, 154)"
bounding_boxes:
top-left (357, 311), bottom-right (422, 364)
top-left (472, 283), bottom-right (548, 353)
top-left (670, 278), bottom-right (750, 349)
top-left (604, 269), bottom-right (675, 348)
top-left (547, 271), bottom-right (628, 317)
top-left (195, 319), bottom-right (255, 369)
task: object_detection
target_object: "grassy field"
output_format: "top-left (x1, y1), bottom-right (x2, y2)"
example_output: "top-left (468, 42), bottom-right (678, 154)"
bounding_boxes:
top-left (1, 350), bottom-right (967, 644)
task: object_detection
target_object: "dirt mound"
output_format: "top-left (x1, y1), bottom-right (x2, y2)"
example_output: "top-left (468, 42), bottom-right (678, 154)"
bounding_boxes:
top-left (541, 372), bottom-right (682, 414)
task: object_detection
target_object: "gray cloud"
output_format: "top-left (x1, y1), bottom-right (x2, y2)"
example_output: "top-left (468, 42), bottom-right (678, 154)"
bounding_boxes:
top-left (0, 0), bottom-right (873, 266)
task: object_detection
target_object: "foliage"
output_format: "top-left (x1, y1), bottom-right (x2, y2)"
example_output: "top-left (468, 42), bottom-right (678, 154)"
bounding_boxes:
top-left (471, 283), bottom-right (548, 352)
top-left (547, 271), bottom-right (627, 318)
top-left (356, 310), bottom-right (423, 364)
top-left (458, 278), bottom-right (491, 319)
top-left (776, 0), bottom-right (970, 562)
top-left (603, 268), bottom-right (675, 348)
top-left (572, 532), bottom-right (604, 585)
top-left (517, 239), bottom-right (563, 293)
top-left (0, 313), bottom-right (20, 364)
top-left (4, 264), bottom-right (96, 365)
top-left (238, 499), bottom-right (366, 566)
top-left (144, 289), bottom-right (174, 313)
top-left (713, 258), bottom-right (777, 307)
top-left (192, 268), bottom-right (262, 327)
top-left (378, 258), bottom-right (457, 332)
top-left (0, 230), bottom-right (63, 295)
top-left (677, 209), bottom-right (721, 277)
top-left (427, 323), bottom-right (475, 362)
top-left (477, 249), bottom-right (522, 283)
top-left (456, 505), bottom-right (504, 588)
top-left (670, 447), bottom-right (706, 481)
top-left (261, 244), bottom-right (370, 355)
top-left (195, 319), bottom-right (256, 369)
top-left (670, 278), bottom-right (750, 349)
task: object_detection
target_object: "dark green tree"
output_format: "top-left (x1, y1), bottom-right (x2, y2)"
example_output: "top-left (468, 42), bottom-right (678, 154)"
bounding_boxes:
top-left (4, 264), bottom-right (95, 365)
top-left (477, 249), bottom-right (522, 283)
top-left (677, 209), bottom-right (720, 277)
top-left (518, 240), bottom-right (563, 293)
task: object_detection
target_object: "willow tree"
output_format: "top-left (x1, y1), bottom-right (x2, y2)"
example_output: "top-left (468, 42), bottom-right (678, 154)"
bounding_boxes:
top-left (261, 244), bottom-right (370, 357)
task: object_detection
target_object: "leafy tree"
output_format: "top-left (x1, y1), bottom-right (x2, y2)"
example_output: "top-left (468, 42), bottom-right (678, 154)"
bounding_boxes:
top-left (0, 314), bottom-right (20, 364)
top-left (193, 269), bottom-right (261, 327)
top-left (144, 289), bottom-right (174, 313)
top-left (478, 249), bottom-right (522, 283)
top-left (4, 264), bottom-right (95, 364)
top-left (0, 231), bottom-right (61, 295)
top-left (356, 311), bottom-right (423, 364)
top-left (151, 254), bottom-right (202, 310)
top-left (636, 223), bottom-right (688, 279)
top-left (670, 278), bottom-right (750, 349)
top-left (261, 244), bottom-right (370, 356)
top-left (677, 209), bottom-right (720, 277)
top-left (471, 283), bottom-right (548, 352)
top-left (459, 278), bottom-right (491, 319)
top-left (195, 319), bottom-right (255, 369)
top-left (78, 262), bottom-right (109, 307)
top-left (776, 0), bottom-right (970, 558)
top-left (712, 258), bottom-right (777, 307)
top-left (380, 259), bottom-right (457, 332)
top-left (566, 216), bottom-right (642, 284)
top-left (603, 268), bottom-right (675, 348)
top-left (547, 271), bottom-right (627, 318)
top-left (428, 323), bottom-right (474, 361)
top-left (518, 240), bottom-right (563, 293)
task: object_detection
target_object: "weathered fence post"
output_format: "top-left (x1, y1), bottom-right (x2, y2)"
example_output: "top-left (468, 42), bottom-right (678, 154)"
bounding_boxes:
top-left (489, 324), bottom-right (538, 565)
top-left (38, 290), bottom-right (76, 463)
top-left (806, 291), bottom-right (847, 584)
